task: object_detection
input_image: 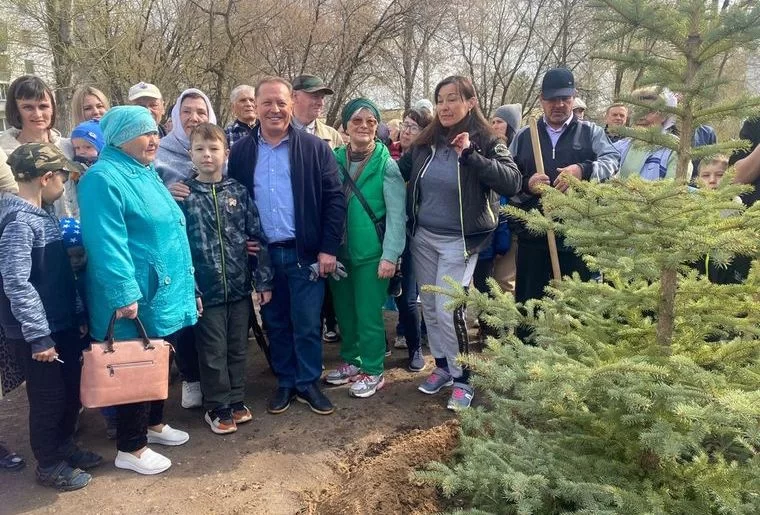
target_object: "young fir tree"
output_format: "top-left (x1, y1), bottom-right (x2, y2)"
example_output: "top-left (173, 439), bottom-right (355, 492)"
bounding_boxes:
top-left (419, 1), bottom-right (760, 513)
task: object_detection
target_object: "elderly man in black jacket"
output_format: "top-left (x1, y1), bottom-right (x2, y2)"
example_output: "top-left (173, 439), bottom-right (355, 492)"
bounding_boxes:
top-left (228, 77), bottom-right (346, 416)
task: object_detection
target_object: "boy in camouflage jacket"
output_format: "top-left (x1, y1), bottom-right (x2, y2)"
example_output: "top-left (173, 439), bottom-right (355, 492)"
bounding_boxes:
top-left (180, 124), bottom-right (273, 434)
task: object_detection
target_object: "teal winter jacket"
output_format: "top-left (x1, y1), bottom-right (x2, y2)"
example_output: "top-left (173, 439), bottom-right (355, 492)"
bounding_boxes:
top-left (78, 145), bottom-right (198, 340)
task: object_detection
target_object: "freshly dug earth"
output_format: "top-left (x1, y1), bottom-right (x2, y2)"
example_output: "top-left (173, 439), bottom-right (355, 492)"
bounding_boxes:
top-left (0, 313), bottom-right (460, 515)
top-left (310, 421), bottom-right (459, 515)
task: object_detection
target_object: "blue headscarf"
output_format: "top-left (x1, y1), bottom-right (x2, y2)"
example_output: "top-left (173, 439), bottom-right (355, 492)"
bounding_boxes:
top-left (100, 106), bottom-right (158, 148)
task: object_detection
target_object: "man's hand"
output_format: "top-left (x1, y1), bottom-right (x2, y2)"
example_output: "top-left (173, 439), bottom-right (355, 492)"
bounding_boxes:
top-left (553, 164), bottom-right (582, 193)
top-left (168, 182), bottom-right (191, 201)
top-left (257, 291), bottom-right (272, 305)
top-left (318, 252), bottom-right (337, 277)
top-left (450, 132), bottom-right (471, 156)
top-left (32, 347), bottom-right (58, 362)
top-left (116, 302), bottom-right (138, 319)
top-left (196, 297), bottom-right (203, 317)
top-left (378, 260), bottom-right (396, 279)
top-left (246, 240), bottom-right (261, 256)
top-left (528, 173), bottom-right (551, 195)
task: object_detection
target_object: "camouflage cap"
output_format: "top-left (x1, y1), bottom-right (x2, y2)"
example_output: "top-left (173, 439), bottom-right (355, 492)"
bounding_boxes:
top-left (7, 143), bottom-right (81, 181)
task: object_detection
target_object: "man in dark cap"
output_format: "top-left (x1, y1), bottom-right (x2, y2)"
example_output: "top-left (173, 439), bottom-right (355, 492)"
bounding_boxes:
top-left (509, 67), bottom-right (619, 310)
top-left (291, 74), bottom-right (344, 344)
top-left (291, 75), bottom-right (344, 150)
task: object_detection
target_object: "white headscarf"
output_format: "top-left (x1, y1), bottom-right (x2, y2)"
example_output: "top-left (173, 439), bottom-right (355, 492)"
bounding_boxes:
top-left (169, 88), bottom-right (217, 149)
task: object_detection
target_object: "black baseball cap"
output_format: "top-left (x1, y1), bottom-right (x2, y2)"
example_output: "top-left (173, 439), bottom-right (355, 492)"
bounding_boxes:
top-left (541, 68), bottom-right (576, 99)
top-left (292, 75), bottom-right (334, 95)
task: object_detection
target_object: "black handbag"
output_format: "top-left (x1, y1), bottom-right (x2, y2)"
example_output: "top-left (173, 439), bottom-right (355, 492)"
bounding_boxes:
top-left (341, 167), bottom-right (403, 297)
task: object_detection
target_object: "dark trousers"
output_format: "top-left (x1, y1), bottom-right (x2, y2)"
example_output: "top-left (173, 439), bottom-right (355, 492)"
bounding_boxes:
top-left (321, 286), bottom-right (337, 332)
top-left (116, 399), bottom-right (164, 452)
top-left (515, 237), bottom-right (591, 304)
top-left (9, 330), bottom-right (81, 468)
top-left (194, 297), bottom-right (250, 412)
top-left (114, 330), bottom-right (181, 452)
top-left (393, 246), bottom-right (421, 359)
top-left (173, 326), bottom-right (200, 382)
top-left (260, 246), bottom-right (325, 390)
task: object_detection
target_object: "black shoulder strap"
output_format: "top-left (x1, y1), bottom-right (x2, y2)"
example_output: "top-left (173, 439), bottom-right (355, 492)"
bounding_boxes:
top-left (341, 168), bottom-right (382, 227)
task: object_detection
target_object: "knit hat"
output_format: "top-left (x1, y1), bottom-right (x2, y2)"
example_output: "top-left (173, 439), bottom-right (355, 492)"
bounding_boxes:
top-left (71, 120), bottom-right (105, 153)
top-left (100, 106), bottom-right (158, 148)
top-left (7, 143), bottom-right (81, 181)
top-left (341, 97), bottom-right (381, 130)
top-left (59, 217), bottom-right (83, 248)
top-left (414, 99), bottom-right (434, 114)
top-left (493, 104), bottom-right (523, 132)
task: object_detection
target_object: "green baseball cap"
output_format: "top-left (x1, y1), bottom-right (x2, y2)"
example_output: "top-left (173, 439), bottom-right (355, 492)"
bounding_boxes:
top-left (292, 75), bottom-right (334, 95)
top-left (7, 143), bottom-right (81, 181)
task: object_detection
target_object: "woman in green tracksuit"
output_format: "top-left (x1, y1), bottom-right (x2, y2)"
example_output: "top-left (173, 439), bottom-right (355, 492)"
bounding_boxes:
top-left (324, 98), bottom-right (406, 398)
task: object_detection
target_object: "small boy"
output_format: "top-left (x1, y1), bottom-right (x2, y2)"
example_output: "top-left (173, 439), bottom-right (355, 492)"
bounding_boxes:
top-left (0, 143), bottom-right (101, 490)
top-left (695, 154), bottom-right (749, 284)
top-left (55, 120), bottom-right (104, 220)
top-left (181, 123), bottom-right (273, 434)
top-left (697, 154), bottom-right (729, 191)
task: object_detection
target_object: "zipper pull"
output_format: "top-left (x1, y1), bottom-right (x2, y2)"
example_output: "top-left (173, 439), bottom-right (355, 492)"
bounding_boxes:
top-left (552, 145), bottom-right (556, 160)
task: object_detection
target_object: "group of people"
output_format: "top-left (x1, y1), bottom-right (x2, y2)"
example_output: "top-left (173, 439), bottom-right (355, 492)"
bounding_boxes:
top-left (0, 65), bottom-right (758, 491)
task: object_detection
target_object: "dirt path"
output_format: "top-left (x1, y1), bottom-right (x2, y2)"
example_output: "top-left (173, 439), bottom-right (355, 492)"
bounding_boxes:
top-left (0, 313), bottom-right (457, 515)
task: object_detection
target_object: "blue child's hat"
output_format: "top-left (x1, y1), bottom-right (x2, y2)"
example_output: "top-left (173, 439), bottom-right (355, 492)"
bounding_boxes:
top-left (59, 217), bottom-right (83, 248)
top-left (71, 120), bottom-right (105, 153)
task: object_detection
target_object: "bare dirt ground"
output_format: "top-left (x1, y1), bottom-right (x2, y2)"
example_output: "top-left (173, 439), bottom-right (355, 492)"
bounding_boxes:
top-left (0, 312), bottom-right (460, 515)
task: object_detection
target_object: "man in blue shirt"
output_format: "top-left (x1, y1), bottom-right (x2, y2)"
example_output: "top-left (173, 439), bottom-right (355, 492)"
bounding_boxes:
top-left (228, 77), bottom-right (346, 415)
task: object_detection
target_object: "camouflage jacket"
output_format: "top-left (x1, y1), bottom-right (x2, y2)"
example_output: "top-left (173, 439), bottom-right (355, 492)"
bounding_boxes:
top-left (180, 176), bottom-right (273, 308)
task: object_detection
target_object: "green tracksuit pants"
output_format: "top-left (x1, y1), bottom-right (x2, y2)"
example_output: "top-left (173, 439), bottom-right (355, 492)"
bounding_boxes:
top-left (330, 260), bottom-right (389, 376)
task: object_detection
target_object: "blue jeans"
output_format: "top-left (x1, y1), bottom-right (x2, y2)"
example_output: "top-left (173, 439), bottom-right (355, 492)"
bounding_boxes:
top-left (394, 245), bottom-right (421, 359)
top-left (260, 246), bottom-right (325, 390)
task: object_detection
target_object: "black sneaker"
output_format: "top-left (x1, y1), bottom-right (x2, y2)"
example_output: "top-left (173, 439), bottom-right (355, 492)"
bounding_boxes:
top-left (36, 461), bottom-right (91, 491)
top-left (296, 383), bottom-right (335, 415)
top-left (65, 448), bottom-right (103, 470)
top-left (267, 387), bottom-right (296, 414)
top-left (0, 442), bottom-right (24, 471)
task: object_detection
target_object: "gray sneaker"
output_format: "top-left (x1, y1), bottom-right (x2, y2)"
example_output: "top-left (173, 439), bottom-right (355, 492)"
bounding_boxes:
top-left (417, 367), bottom-right (453, 395)
top-left (408, 349), bottom-right (425, 372)
top-left (447, 383), bottom-right (474, 411)
top-left (349, 374), bottom-right (385, 398)
top-left (394, 335), bottom-right (408, 349)
top-left (325, 363), bottom-right (361, 385)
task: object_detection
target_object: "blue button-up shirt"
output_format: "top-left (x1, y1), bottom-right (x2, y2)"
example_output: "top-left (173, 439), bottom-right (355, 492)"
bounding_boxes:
top-left (254, 135), bottom-right (296, 243)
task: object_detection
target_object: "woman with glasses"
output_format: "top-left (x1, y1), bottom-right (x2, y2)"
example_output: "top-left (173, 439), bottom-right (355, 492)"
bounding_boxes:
top-left (392, 107), bottom-right (433, 372)
top-left (324, 98), bottom-right (406, 398)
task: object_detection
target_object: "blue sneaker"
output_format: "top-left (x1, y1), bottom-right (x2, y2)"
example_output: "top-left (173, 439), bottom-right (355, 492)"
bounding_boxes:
top-left (447, 383), bottom-right (475, 411)
top-left (408, 349), bottom-right (425, 372)
top-left (417, 367), bottom-right (453, 394)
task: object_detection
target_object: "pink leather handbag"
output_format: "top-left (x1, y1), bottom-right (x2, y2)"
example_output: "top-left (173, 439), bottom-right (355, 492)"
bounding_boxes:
top-left (80, 314), bottom-right (172, 408)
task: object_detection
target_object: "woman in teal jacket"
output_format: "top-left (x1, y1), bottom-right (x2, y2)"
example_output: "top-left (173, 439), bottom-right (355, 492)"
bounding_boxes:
top-left (79, 106), bottom-right (196, 476)
top-left (324, 98), bottom-right (406, 399)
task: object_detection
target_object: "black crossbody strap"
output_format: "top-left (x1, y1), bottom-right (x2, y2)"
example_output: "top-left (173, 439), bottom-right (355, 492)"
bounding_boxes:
top-left (341, 168), bottom-right (382, 228)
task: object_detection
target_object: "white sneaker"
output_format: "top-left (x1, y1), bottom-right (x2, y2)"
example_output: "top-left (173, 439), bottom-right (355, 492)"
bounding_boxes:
top-left (393, 335), bottom-right (408, 349)
top-left (181, 381), bottom-right (202, 409)
top-left (147, 424), bottom-right (190, 446)
top-left (115, 448), bottom-right (171, 475)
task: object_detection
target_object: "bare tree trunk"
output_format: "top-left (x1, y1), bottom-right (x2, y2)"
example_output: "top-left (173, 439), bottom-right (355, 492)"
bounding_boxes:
top-left (46, 0), bottom-right (75, 135)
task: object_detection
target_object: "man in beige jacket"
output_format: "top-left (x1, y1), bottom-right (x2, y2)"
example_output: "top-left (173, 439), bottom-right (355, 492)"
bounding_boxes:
top-left (291, 75), bottom-right (344, 150)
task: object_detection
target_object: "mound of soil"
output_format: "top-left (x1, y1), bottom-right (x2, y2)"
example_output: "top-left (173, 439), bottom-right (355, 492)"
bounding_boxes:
top-left (310, 420), bottom-right (460, 515)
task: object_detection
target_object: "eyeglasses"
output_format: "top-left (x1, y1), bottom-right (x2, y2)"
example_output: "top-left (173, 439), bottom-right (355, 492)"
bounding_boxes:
top-left (401, 123), bottom-right (420, 134)
top-left (349, 118), bottom-right (378, 128)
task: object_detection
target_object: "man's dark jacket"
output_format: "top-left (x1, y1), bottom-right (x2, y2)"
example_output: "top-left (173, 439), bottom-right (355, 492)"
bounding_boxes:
top-left (228, 124), bottom-right (346, 263)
